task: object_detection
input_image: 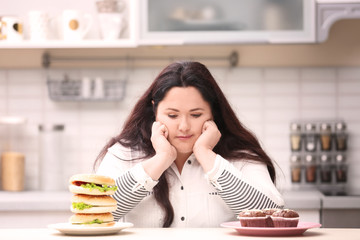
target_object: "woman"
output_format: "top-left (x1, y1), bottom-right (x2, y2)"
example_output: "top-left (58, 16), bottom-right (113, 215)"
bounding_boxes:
top-left (95, 61), bottom-right (284, 228)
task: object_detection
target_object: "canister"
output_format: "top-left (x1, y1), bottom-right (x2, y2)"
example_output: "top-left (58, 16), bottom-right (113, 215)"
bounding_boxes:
top-left (1, 152), bottom-right (25, 191)
top-left (38, 124), bottom-right (65, 191)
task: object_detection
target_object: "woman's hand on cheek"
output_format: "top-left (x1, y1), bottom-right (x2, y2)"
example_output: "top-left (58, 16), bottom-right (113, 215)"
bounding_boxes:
top-left (193, 120), bottom-right (221, 173)
top-left (150, 121), bottom-right (177, 162)
top-left (193, 120), bottom-right (221, 153)
top-left (143, 122), bottom-right (177, 180)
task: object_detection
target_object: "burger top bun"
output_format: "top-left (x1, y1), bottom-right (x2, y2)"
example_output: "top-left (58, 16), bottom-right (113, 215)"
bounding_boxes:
top-left (69, 213), bottom-right (115, 227)
top-left (69, 174), bottom-right (115, 186)
top-left (68, 174), bottom-right (117, 195)
top-left (72, 194), bottom-right (117, 206)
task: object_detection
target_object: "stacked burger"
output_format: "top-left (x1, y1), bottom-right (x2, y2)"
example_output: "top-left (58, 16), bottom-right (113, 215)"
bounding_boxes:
top-left (68, 174), bottom-right (118, 227)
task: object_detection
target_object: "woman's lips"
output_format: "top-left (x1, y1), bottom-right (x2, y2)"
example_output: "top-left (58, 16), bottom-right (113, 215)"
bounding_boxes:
top-left (176, 135), bottom-right (193, 140)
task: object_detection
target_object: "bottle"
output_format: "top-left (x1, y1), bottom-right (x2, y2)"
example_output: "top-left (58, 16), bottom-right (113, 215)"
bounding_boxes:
top-left (290, 155), bottom-right (302, 183)
top-left (304, 123), bottom-right (317, 152)
top-left (305, 155), bottom-right (317, 183)
top-left (320, 123), bottom-right (332, 151)
top-left (290, 123), bottom-right (302, 152)
top-left (38, 124), bottom-right (65, 191)
top-left (320, 154), bottom-right (332, 183)
top-left (335, 154), bottom-right (347, 183)
top-left (81, 76), bottom-right (92, 99)
top-left (94, 76), bottom-right (104, 99)
top-left (335, 122), bottom-right (347, 151)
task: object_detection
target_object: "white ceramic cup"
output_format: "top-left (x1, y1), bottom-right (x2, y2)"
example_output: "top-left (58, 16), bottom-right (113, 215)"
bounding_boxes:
top-left (98, 12), bottom-right (126, 40)
top-left (28, 11), bottom-right (49, 41)
top-left (0, 16), bottom-right (24, 41)
top-left (61, 10), bottom-right (93, 41)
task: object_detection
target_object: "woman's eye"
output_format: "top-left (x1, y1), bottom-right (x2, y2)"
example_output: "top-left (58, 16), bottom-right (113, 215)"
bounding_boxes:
top-left (191, 114), bottom-right (202, 118)
top-left (168, 114), bottom-right (178, 118)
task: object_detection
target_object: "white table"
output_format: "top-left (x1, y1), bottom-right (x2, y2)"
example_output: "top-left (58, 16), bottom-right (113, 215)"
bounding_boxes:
top-left (1, 227), bottom-right (360, 240)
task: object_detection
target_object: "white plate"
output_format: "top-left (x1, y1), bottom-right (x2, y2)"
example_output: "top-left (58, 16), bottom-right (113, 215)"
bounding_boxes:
top-left (48, 222), bottom-right (133, 236)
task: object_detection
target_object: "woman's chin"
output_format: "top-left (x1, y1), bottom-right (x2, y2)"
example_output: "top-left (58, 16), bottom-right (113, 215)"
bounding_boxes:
top-left (174, 145), bottom-right (194, 156)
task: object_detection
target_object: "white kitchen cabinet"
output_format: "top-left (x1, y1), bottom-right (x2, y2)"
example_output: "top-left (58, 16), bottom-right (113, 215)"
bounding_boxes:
top-left (0, 0), bottom-right (139, 49)
top-left (139, 0), bottom-right (316, 44)
top-left (317, 0), bottom-right (360, 42)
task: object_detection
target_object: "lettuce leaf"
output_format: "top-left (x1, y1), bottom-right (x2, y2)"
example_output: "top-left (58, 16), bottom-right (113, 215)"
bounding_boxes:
top-left (80, 182), bottom-right (117, 192)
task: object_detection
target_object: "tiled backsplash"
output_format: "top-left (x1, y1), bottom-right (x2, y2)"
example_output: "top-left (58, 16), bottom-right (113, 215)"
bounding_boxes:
top-left (0, 67), bottom-right (359, 193)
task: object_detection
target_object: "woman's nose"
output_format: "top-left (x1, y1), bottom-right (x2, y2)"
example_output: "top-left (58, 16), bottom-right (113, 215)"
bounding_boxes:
top-left (178, 117), bottom-right (190, 132)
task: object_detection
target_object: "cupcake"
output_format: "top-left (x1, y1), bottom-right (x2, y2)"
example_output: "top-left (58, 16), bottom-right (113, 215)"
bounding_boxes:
top-left (262, 208), bottom-right (279, 227)
top-left (238, 209), bottom-right (268, 227)
top-left (271, 209), bottom-right (299, 227)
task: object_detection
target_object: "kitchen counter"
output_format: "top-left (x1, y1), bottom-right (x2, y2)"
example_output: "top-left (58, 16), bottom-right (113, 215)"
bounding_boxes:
top-left (1, 227), bottom-right (360, 240)
top-left (0, 191), bottom-right (71, 211)
top-left (0, 190), bottom-right (323, 211)
top-left (1, 190), bottom-right (360, 228)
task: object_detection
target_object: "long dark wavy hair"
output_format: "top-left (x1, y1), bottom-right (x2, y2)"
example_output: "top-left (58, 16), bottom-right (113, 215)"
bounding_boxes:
top-left (94, 61), bottom-right (277, 227)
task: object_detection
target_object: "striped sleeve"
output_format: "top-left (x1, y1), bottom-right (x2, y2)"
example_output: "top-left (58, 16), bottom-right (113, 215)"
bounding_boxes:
top-left (112, 170), bottom-right (149, 221)
top-left (206, 155), bottom-right (284, 216)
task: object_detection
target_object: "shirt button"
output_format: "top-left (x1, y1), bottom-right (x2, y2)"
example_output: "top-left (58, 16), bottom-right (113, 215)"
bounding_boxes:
top-left (187, 160), bottom-right (191, 164)
top-left (180, 186), bottom-right (184, 190)
top-left (181, 216), bottom-right (185, 221)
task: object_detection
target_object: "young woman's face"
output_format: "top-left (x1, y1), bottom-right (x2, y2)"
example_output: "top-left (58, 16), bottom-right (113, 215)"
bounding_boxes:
top-left (156, 86), bottom-right (213, 155)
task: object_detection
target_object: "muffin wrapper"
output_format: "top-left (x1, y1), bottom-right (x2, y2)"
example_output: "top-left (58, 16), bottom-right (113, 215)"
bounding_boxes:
top-left (238, 217), bottom-right (268, 227)
top-left (271, 217), bottom-right (299, 227)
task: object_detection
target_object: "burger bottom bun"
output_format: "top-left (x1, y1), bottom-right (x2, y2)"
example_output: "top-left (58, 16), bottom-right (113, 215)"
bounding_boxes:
top-left (71, 205), bottom-right (117, 214)
top-left (69, 185), bottom-right (115, 196)
top-left (69, 213), bottom-right (114, 224)
top-left (71, 221), bottom-right (116, 227)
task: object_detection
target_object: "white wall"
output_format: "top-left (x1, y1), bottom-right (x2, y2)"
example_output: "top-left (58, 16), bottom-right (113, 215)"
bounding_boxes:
top-left (0, 66), bottom-right (359, 193)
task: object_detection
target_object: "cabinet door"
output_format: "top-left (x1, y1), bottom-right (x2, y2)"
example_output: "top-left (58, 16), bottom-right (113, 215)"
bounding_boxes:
top-left (140, 0), bottom-right (315, 44)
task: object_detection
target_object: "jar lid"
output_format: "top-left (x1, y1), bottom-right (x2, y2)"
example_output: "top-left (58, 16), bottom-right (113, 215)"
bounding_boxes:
top-left (290, 155), bottom-right (301, 163)
top-left (336, 122), bottom-right (346, 131)
top-left (320, 154), bottom-right (331, 163)
top-left (320, 123), bottom-right (331, 131)
top-left (335, 154), bottom-right (346, 163)
top-left (305, 155), bottom-right (316, 163)
top-left (39, 124), bottom-right (64, 131)
top-left (305, 123), bottom-right (316, 131)
top-left (290, 123), bottom-right (301, 132)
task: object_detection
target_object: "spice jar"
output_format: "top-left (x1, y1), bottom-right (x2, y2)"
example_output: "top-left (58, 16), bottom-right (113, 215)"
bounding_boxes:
top-left (320, 154), bottom-right (332, 183)
top-left (305, 155), bottom-right (317, 183)
top-left (320, 123), bottom-right (332, 151)
top-left (290, 155), bottom-right (302, 183)
top-left (335, 122), bottom-right (347, 151)
top-left (335, 154), bottom-right (347, 183)
top-left (304, 123), bottom-right (317, 152)
top-left (290, 123), bottom-right (302, 152)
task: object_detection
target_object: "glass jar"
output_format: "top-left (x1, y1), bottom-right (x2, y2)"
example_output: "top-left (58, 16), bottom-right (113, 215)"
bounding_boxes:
top-left (290, 123), bottom-right (302, 152)
top-left (335, 154), bottom-right (347, 183)
top-left (290, 155), bottom-right (302, 183)
top-left (38, 124), bottom-right (65, 191)
top-left (304, 123), bottom-right (317, 152)
top-left (335, 122), bottom-right (347, 151)
top-left (305, 155), bottom-right (317, 183)
top-left (320, 154), bottom-right (332, 183)
top-left (320, 123), bottom-right (332, 151)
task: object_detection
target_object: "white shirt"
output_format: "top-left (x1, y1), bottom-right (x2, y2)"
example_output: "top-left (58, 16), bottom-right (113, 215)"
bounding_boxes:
top-left (96, 143), bottom-right (284, 228)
